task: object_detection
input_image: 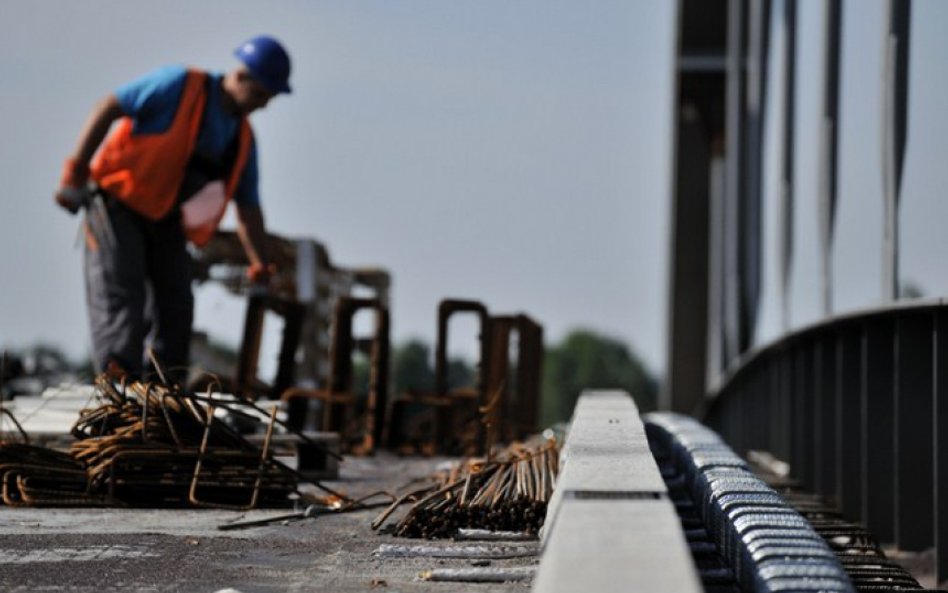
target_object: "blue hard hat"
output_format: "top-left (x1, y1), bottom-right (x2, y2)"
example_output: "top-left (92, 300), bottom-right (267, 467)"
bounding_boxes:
top-left (234, 35), bottom-right (292, 94)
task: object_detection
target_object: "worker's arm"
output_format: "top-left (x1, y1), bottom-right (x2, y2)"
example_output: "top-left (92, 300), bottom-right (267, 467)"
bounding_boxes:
top-left (56, 94), bottom-right (126, 212)
top-left (235, 203), bottom-right (273, 284)
top-left (69, 94), bottom-right (125, 167)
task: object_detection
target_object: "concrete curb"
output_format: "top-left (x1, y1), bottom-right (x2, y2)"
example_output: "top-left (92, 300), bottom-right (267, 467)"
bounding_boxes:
top-left (532, 390), bottom-right (702, 593)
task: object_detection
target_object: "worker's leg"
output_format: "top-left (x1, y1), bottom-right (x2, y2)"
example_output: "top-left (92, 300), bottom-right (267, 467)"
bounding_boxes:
top-left (83, 200), bottom-right (148, 375)
top-left (144, 213), bottom-right (193, 380)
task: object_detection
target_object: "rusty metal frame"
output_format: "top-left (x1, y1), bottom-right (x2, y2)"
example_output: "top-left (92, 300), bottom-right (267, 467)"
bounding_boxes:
top-left (235, 294), bottom-right (306, 399)
top-left (386, 304), bottom-right (543, 455)
top-left (282, 297), bottom-right (390, 453)
top-left (386, 299), bottom-right (491, 454)
top-left (485, 314), bottom-right (543, 446)
top-left (191, 231), bottom-right (390, 407)
top-left (433, 299), bottom-right (492, 448)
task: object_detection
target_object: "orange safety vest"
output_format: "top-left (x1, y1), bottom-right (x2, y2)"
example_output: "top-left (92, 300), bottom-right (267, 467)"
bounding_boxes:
top-left (90, 69), bottom-right (252, 246)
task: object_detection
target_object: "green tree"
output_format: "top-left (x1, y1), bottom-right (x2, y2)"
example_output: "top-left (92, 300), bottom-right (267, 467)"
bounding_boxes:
top-left (899, 280), bottom-right (925, 299)
top-left (541, 329), bottom-right (657, 426)
top-left (392, 339), bottom-right (434, 395)
top-left (351, 353), bottom-right (371, 399)
top-left (446, 357), bottom-right (475, 391)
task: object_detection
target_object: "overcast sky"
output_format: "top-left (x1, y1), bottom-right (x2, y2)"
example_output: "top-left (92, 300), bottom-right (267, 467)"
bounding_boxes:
top-left (0, 1), bottom-right (676, 375)
top-left (3, 1), bottom-right (945, 381)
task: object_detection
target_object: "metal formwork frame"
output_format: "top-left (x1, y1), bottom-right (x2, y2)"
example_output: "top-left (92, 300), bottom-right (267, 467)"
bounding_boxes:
top-left (235, 294), bottom-right (306, 399)
top-left (433, 299), bottom-right (491, 449)
top-left (281, 296), bottom-right (390, 453)
top-left (384, 299), bottom-right (491, 454)
top-left (486, 314), bottom-right (544, 446)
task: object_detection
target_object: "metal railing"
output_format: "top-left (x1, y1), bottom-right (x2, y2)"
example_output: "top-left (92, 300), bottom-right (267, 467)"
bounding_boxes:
top-left (703, 299), bottom-right (948, 583)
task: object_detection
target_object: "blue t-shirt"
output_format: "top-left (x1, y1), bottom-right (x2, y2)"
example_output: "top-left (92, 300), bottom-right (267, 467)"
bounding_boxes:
top-left (114, 64), bottom-right (259, 207)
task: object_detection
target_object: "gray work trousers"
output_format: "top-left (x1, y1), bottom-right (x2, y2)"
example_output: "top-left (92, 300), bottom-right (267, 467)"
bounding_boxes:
top-left (83, 198), bottom-right (193, 378)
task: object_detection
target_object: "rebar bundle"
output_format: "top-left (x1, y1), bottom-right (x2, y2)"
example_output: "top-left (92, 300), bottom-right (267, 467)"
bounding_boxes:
top-left (372, 439), bottom-right (559, 539)
top-left (68, 376), bottom-right (298, 508)
top-left (0, 374), bottom-right (326, 509)
top-left (0, 442), bottom-right (103, 506)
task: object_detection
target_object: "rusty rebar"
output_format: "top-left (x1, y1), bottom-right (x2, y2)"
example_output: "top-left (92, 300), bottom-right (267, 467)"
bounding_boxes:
top-left (372, 438), bottom-right (559, 538)
top-left (1, 373), bottom-right (341, 510)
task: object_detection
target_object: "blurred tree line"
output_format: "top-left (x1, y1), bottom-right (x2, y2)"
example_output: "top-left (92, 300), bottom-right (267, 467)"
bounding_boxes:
top-left (540, 329), bottom-right (657, 424)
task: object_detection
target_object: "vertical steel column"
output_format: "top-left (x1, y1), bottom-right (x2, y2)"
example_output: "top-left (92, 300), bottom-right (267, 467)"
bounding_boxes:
top-left (838, 324), bottom-right (863, 523)
top-left (774, 348), bottom-right (793, 462)
top-left (935, 309), bottom-right (948, 582)
top-left (743, 372), bottom-right (755, 452)
top-left (864, 317), bottom-right (895, 542)
top-left (707, 155), bottom-right (728, 391)
top-left (790, 344), bottom-right (806, 481)
top-left (705, 394), bottom-right (722, 433)
top-left (802, 340), bottom-right (818, 490)
top-left (894, 313), bottom-right (934, 551)
top-left (769, 354), bottom-right (784, 457)
top-left (779, 0), bottom-right (797, 331)
top-left (665, 0), bottom-right (729, 413)
top-left (881, 0), bottom-right (911, 301)
top-left (723, 0), bottom-right (746, 363)
top-left (731, 378), bottom-right (746, 455)
top-left (666, 109), bottom-right (713, 412)
top-left (818, 0), bottom-right (842, 315)
top-left (811, 343), bottom-right (823, 491)
top-left (761, 361), bottom-right (775, 453)
top-left (787, 345), bottom-right (800, 485)
top-left (819, 334), bottom-right (839, 501)
top-left (751, 367), bottom-right (765, 451)
top-left (742, 374), bottom-right (753, 454)
top-left (739, 0), bottom-right (771, 348)
top-left (728, 377), bottom-right (741, 454)
top-left (740, 374), bottom-right (751, 452)
top-left (747, 373), bottom-right (759, 454)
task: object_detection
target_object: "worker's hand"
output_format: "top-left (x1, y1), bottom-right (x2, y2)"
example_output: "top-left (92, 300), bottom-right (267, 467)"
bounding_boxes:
top-left (55, 158), bottom-right (91, 214)
top-left (246, 262), bottom-right (277, 287)
top-left (103, 358), bottom-right (128, 380)
top-left (55, 187), bottom-right (89, 214)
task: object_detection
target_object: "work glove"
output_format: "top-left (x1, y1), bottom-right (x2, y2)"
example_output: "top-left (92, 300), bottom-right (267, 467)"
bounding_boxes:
top-left (55, 158), bottom-right (91, 214)
top-left (103, 358), bottom-right (128, 380)
top-left (246, 262), bottom-right (277, 287)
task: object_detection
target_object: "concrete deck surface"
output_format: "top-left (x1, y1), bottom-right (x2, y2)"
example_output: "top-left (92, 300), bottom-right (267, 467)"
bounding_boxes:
top-left (0, 455), bottom-right (537, 593)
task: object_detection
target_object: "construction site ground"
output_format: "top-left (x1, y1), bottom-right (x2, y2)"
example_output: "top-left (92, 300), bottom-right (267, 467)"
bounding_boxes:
top-left (0, 454), bottom-right (536, 593)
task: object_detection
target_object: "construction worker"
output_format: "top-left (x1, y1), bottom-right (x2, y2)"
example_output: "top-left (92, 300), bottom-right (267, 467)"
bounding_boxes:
top-left (54, 35), bottom-right (292, 379)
